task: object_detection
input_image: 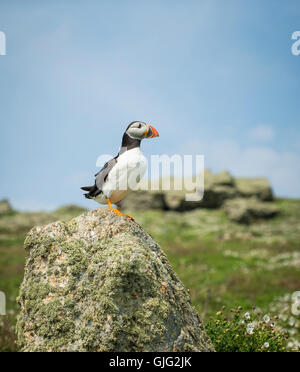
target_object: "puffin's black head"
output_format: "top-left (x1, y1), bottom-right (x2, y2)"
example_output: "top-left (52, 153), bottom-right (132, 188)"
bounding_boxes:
top-left (125, 121), bottom-right (159, 140)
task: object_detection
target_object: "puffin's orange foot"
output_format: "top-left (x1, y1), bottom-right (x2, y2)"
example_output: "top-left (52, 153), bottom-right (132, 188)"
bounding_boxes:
top-left (110, 210), bottom-right (134, 221)
top-left (111, 208), bottom-right (123, 216)
top-left (106, 199), bottom-right (134, 220)
top-left (111, 209), bottom-right (134, 220)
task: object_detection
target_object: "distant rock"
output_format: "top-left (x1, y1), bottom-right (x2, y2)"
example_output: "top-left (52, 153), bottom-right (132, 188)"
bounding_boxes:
top-left (121, 191), bottom-right (166, 211)
top-left (173, 171), bottom-right (236, 210)
top-left (223, 198), bottom-right (279, 224)
top-left (212, 171), bottom-right (235, 186)
top-left (0, 199), bottom-right (13, 215)
top-left (120, 172), bottom-right (276, 220)
top-left (123, 171), bottom-right (237, 212)
top-left (17, 209), bottom-right (214, 352)
top-left (200, 185), bottom-right (237, 209)
top-left (235, 178), bottom-right (274, 201)
top-left (162, 186), bottom-right (237, 211)
top-left (164, 191), bottom-right (196, 211)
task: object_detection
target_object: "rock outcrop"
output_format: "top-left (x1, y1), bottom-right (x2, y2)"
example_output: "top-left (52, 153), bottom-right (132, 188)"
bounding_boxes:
top-left (235, 178), bottom-right (273, 201)
top-left (223, 198), bottom-right (279, 224)
top-left (211, 171), bottom-right (235, 186)
top-left (17, 209), bottom-right (214, 352)
top-left (122, 191), bottom-right (167, 211)
top-left (122, 171), bottom-right (275, 217)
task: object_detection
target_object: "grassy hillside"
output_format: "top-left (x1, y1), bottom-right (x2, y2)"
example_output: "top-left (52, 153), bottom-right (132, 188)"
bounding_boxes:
top-left (0, 200), bottom-right (299, 351)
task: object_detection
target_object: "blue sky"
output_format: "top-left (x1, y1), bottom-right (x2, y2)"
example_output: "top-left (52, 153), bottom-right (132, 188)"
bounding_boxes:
top-left (0, 0), bottom-right (299, 210)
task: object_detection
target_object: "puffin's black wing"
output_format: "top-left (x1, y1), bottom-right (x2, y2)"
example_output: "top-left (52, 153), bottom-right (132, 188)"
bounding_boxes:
top-left (95, 157), bottom-right (118, 190)
top-left (81, 155), bottom-right (118, 199)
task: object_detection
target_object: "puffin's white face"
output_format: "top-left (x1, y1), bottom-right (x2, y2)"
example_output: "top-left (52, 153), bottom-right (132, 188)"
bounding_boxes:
top-left (126, 121), bottom-right (159, 140)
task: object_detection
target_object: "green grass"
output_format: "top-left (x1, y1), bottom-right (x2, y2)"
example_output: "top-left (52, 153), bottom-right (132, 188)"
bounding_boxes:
top-left (1, 199), bottom-right (300, 351)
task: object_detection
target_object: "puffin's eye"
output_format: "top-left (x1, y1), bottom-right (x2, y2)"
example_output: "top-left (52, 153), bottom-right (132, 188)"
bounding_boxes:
top-left (138, 124), bottom-right (142, 128)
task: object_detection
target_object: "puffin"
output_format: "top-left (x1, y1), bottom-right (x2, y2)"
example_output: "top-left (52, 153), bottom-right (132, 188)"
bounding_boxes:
top-left (81, 121), bottom-right (159, 218)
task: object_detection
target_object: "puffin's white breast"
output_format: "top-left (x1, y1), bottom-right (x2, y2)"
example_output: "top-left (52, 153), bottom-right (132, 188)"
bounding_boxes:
top-left (97, 148), bottom-right (147, 204)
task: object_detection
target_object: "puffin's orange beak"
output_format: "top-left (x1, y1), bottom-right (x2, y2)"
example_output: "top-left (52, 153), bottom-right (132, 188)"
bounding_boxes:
top-left (147, 125), bottom-right (159, 138)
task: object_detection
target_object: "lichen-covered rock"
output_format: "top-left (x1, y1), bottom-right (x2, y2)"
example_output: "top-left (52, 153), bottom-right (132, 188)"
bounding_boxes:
top-left (235, 178), bottom-right (274, 201)
top-left (223, 197), bottom-right (279, 224)
top-left (16, 209), bottom-right (214, 352)
top-left (0, 199), bottom-right (12, 215)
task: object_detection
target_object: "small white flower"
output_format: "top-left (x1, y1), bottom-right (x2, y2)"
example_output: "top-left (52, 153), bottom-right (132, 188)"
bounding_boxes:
top-left (263, 314), bottom-right (270, 323)
top-left (263, 342), bottom-right (269, 349)
top-left (244, 312), bottom-right (251, 320)
top-left (58, 250), bottom-right (62, 255)
top-left (246, 323), bottom-right (255, 335)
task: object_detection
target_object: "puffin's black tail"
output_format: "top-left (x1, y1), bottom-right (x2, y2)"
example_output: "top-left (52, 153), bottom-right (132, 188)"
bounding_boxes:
top-left (81, 185), bottom-right (99, 199)
top-left (81, 186), bottom-right (93, 191)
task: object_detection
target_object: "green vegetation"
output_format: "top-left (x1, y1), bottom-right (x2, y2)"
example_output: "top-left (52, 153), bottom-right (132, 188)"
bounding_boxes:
top-left (0, 200), bottom-right (299, 351)
top-left (206, 307), bottom-right (287, 352)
